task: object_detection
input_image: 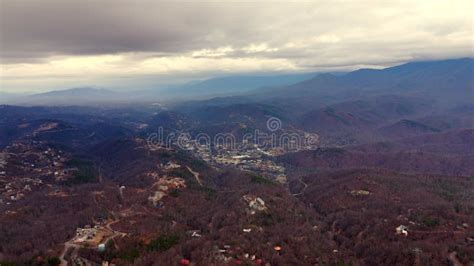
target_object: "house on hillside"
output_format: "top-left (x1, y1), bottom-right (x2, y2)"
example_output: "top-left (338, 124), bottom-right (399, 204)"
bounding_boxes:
top-left (396, 225), bottom-right (408, 236)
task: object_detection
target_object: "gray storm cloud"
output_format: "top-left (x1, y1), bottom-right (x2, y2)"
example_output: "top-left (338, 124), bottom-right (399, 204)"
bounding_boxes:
top-left (1, 1), bottom-right (267, 61)
top-left (1, 0), bottom-right (470, 61)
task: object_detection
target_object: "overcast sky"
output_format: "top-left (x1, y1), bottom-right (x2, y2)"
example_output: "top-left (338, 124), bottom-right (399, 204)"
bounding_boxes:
top-left (1, 0), bottom-right (473, 93)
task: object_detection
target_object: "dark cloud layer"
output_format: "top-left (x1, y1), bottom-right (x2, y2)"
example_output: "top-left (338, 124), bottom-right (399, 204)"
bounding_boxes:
top-left (1, 1), bottom-right (268, 61)
top-left (2, 0), bottom-right (469, 62)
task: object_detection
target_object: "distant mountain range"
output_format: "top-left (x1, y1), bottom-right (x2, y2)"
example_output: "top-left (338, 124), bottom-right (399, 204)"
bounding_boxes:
top-left (31, 87), bottom-right (114, 98)
top-left (28, 87), bottom-right (123, 104)
top-left (253, 58), bottom-right (474, 106)
top-left (155, 72), bottom-right (317, 99)
top-left (1, 87), bottom-right (124, 106)
top-left (1, 73), bottom-right (317, 105)
top-left (1, 58), bottom-right (472, 106)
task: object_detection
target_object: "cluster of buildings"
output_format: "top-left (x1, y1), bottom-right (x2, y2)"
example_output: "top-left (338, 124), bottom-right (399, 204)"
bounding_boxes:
top-left (74, 225), bottom-right (103, 243)
top-left (148, 176), bottom-right (186, 206)
top-left (179, 138), bottom-right (289, 183)
top-left (0, 141), bottom-right (76, 205)
top-left (72, 223), bottom-right (117, 250)
top-left (243, 194), bottom-right (268, 215)
top-left (147, 162), bottom-right (187, 206)
top-left (150, 127), bottom-right (320, 185)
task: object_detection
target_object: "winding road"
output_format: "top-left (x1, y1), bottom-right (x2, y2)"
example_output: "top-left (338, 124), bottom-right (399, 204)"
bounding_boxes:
top-left (292, 176), bottom-right (308, 196)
